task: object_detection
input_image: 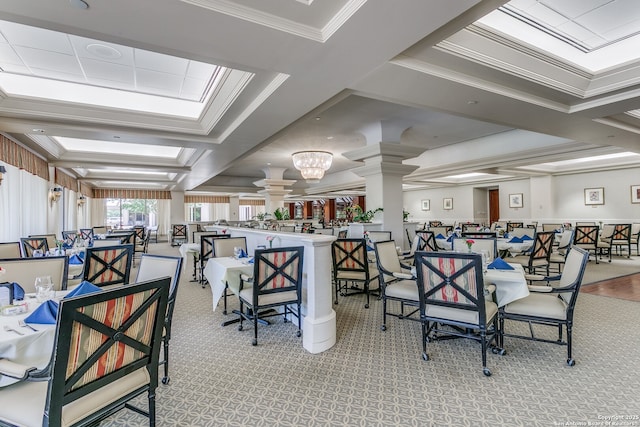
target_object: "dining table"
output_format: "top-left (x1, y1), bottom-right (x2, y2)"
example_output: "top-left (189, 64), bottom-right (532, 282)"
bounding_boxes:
top-left (484, 262), bottom-right (529, 307)
top-left (179, 243), bottom-right (201, 280)
top-left (202, 256), bottom-right (254, 313)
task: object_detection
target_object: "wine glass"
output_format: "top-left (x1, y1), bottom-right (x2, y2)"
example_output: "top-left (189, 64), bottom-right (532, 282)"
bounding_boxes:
top-left (35, 276), bottom-right (53, 302)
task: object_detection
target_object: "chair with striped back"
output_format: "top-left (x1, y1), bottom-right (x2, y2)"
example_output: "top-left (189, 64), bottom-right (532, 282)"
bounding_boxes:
top-left (83, 244), bottom-right (134, 287)
top-left (237, 246), bottom-right (304, 346)
top-left (28, 234), bottom-right (57, 254)
top-left (505, 231), bottom-right (554, 276)
top-left (61, 230), bottom-right (78, 245)
top-left (135, 254), bottom-right (183, 385)
top-left (0, 277), bottom-right (170, 427)
top-left (506, 222), bottom-right (524, 233)
top-left (610, 223), bottom-right (632, 259)
top-left (331, 238), bottom-right (380, 309)
top-left (20, 237), bottom-right (49, 257)
top-left (79, 228), bottom-right (94, 243)
top-left (170, 224), bottom-right (188, 246)
top-left (414, 251), bottom-right (501, 376)
top-left (573, 225), bottom-right (600, 264)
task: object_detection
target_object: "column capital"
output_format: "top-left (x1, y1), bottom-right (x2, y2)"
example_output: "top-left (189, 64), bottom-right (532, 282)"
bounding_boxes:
top-left (343, 142), bottom-right (425, 162)
top-left (351, 162), bottom-right (419, 178)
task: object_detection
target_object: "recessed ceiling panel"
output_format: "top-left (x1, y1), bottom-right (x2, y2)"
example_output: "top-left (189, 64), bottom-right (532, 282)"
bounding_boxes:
top-left (55, 137), bottom-right (182, 158)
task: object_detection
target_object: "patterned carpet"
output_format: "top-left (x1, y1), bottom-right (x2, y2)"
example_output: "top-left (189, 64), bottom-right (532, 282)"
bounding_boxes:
top-left (99, 244), bottom-right (640, 427)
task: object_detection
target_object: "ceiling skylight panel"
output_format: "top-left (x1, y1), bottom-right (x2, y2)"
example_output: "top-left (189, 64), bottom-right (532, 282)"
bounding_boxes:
top-left (56, 137), bottom-right (182, 158)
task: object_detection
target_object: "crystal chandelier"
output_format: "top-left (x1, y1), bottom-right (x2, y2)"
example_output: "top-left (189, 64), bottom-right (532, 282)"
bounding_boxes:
top-left (291, 151), bottom-right (333, 182)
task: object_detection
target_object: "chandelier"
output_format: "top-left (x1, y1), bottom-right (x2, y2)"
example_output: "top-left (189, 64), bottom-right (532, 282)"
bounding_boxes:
top-left (291, 151), bottom-right (333, 182)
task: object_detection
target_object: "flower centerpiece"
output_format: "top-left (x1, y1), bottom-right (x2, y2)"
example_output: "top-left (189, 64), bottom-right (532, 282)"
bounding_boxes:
top-left (0, 266), bottom-right (5, 277)
top-left (465, 239), bottom-right (475, 252)
top-left (266, 235), bottom-right (275, 248)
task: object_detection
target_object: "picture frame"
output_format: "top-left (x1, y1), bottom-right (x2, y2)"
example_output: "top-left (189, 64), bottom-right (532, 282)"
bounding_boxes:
top-left (509, 193), bottom-right (523, 208)
top-left (421, 199), bottom-right (430, 211)
top-left (631, 185), bottom-right (640, 204)
top-left (443, 197), bottom-right (453, 210)
top-left (584, 187), bottom-right (604, 205)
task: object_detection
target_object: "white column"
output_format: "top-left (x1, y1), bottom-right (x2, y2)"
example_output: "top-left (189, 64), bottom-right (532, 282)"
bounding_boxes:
top-left (229, 195), bottom-right (240, 221)
top-left (253, 167), bottom-right (296, 215)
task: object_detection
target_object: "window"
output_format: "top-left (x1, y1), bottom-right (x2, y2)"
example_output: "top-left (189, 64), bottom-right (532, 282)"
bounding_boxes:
top-left (106, 198), bottom-right (158, 229)
top-left (187, 204), bottom-right (202, 222)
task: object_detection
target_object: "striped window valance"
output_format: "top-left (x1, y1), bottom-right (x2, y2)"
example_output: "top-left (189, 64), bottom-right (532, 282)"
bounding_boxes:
top-left (79, 182), bottom-right (94, 198)
top-left (0, 134), bottom-right (49, 180)
top-left (55, 168), bottom-right (77, 190)
top-left (93, 189), bottom-right (172, 199)
top-left (185, 195), bottom-right (230, 203)
top-left (240, 199), bottom-right (265, 206)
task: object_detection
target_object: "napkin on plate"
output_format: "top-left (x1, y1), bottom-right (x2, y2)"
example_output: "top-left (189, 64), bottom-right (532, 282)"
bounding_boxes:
top-left (65, 281), bottom-right (102, 298)
top-left (69, 254), bottom-right (84, 265)
top-left (447, 235), bottom-right (455, 242)
top-left (78, 251), bottom-right (85, 260)
top-left (487, 258), bottom-right (515, 270)
top-left (508, 236), bottom-right (523, 243)
top-left (434, 234), bottom-right (444, 239)
top-left (238, 248), bottom-right (247, 258)
top-left (11, 282), bottom-right (25, 301)
top-left (24, 300), bottom-right (59, 324)
top-left (521, 235), bottom-right (532, 240)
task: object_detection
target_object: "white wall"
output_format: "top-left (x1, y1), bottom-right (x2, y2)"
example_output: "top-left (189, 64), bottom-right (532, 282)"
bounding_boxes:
top-left (404, 167), bottom-right (640, 226)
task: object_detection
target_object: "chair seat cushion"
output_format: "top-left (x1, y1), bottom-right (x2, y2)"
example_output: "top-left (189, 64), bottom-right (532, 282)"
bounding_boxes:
top-left (504, 292), bottom-right (568, 320)
top-left (335, 264), bottom-right (379, 281)
top-left (425, 300), bottom-right (498, 326)
top-left (0, 367), bottom-right (149, 427)
top-left (239, 287), bottom-right (298, 307)
top-left (385, 280), bottom-right (418, 301)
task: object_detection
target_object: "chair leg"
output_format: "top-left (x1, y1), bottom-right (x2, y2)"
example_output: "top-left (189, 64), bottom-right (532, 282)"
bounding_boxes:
top-left (381, 298), bottom-right (387, 331)
top-left (161, 337), bottom-right (170, 385)
top-left (481, 331), bottom-right (491, 376)
top-left (148, 390), bottom-right (157, 427)
top-left (296, 302), bottom-right (302, 337)
top-left (252, 308), bottom-right (259, 346)
top-left (566, 322), bottom-right (575, 366)
top-left (421, 321), bottom-right (429, 361)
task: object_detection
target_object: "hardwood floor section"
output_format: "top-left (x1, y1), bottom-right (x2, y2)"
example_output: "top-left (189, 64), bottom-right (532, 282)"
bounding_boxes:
top-left (581, 272), bottom-right (640, 302)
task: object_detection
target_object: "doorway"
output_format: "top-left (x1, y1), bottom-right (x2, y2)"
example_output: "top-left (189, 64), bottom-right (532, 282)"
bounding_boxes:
top-left (489, 189), bottom-right (500, 224)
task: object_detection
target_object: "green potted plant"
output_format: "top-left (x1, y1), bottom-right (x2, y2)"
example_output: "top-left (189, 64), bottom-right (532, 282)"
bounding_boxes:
top-left (346, 205), bottom-right (383, 223)
top-left (273, 207), bottom-right (290, 220)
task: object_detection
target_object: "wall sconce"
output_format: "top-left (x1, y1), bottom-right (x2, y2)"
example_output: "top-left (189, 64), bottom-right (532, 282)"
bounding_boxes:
top-left (0, 165), bottom-right (6, 186)
top-left (49, 186), bottom-right (63, 203)
top-left (77, 194), bottom-right (87, 206)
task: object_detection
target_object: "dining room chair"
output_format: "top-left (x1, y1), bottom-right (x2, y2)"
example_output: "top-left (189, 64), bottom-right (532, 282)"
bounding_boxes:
top-left (498, 246), bottom-right (589, 366)
top-left (428, 220), bottom-right (442, 227)
top-left (135, 254), bottom-right (183, 385)
top-left (92, 225), bottom-right (108, 235)
top-left (367, 230), bottom-right (392, 245)
top-left (61, 230), bottom-right (78, 244)
top-left (414, 251), bottom-right (502, 376)
top-left (83, 244), bottom-right (134, 287)
top-left (631, 223), bottom-right (640, 256)
top-left (549, 229), bottom-right (574, 273)
top-left (210, 236), bottom-right (246, 312)
top-left (595, 224), bottom-right (615, 263)
top-left (542, 223), bottom-right (563, 232)
top-left (337, 229), bottom-right (348, 238)
top-left (428, 226), bottom-right (452, 238)
top-left (170, 224), bottom-right (188, 246)
top-left (453, 237), bottom-right (498, 262)
top-left (0, 277), bottom-right (170, 427)
top-left (374, 240), bottom-right (419, 332)
top-left (572, 225), bottom-right (600, 263)
top-left (416, 230), bottom-right (438, 252)
top-left (0, 241), bottom-right (21, 258)
top-left (331, 238), bottom-right (380, 308)
top-left (505, 231), bottom-right (554, 276)
top-left (610, 223), bottom-right (632, 259)
top-left (79, 228), bottom-right (94, 243)
top-left (197, 233), bottom-right (226, 284)
top-left (236, 246), bottom-right (304, 346)
top-left (0, 256), bottom-right (69, 293)
top-left (461, 223), bottom-right (480, 232)
top-left (132, 227), bottom-right (150, 267)
top-left (19, 237), bottom-right (49, 257)
top-left (506, 222), bottom-right (524, 233)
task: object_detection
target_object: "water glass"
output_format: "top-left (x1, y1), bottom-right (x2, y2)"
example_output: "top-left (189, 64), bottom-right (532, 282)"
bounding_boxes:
top-left (233, 247), bottom-right (241, 259)
top-left (35, 276), bottom-right (54, 302)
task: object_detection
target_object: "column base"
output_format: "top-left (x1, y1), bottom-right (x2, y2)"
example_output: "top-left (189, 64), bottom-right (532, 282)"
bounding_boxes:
top-left (302, 310), bottom-right (337, 354)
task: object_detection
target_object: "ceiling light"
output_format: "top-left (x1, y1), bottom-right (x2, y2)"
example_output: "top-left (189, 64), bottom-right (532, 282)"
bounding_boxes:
top-left (292, 151), bottom-right (333, 183)
top-left (69, 0), bottom-right (89, 9)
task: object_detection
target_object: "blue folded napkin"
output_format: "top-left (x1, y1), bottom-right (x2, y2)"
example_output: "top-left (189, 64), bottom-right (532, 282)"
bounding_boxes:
top-left (248, 257), bottom-right (254, 264)
top-left (78, 251), bottom-right (85, 260)
top-left (24, 300), bottom-right (59, 324)
top-left (65, 281), bottom-right (102, 298)
top-left (446, 235), bottom-right (454, 242)
top-left (508, 236), bottom-right (523, 243)
top-left (62, 243), bottom-right (72, 249)
top-left (239, 248), bottom-right (247, 258)
top-left (521, 235), bottom-right (532, 241)
top-left (487, 258), bottom-right (514, 270)
top-left (11, 282), bottom-right (25, 301)
top-left (435, 234), bottom-right (445, 239)
top-left (69, 254), bottom-right (83, 265)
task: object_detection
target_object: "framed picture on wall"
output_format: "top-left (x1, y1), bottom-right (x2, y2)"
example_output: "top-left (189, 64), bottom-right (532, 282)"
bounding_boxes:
top-left (421, 199), bottom-right (430, 211)
top-left (443, 197), bottom-right (453, 210)
top-left (632, 185), bottom-right (640, 203)
top-left (584, 187), bottom-right (604, 205)
top-left (509, 193), bottom-right (523, 208)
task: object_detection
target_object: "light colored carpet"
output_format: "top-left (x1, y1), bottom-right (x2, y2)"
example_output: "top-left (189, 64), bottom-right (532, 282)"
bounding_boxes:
top-left (98, 243), bottom-right (640, 426)
top-left (582, 254), bottom-right (640, 284)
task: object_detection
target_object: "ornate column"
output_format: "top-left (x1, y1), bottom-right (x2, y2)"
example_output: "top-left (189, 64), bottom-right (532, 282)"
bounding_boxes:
top-left (253, 167), bottom-right (296, 214)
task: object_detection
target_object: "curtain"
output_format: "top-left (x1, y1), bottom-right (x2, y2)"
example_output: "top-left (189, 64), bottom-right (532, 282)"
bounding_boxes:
top-left (157, 199), bottom-right (171, 237)
top-left (90, 198), bottom-right (107, 228)
top-left (211, 203), bottom-right (229, 220)
top-left (0, 165), bottom-right (49, 242)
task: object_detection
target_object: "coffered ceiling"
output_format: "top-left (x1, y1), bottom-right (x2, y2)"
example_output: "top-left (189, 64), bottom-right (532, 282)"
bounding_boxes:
top-left (0, 0), bottom-right (640, 199)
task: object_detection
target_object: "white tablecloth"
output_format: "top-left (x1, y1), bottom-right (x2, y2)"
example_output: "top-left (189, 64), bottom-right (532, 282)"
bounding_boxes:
top-left (179, 243), bottom-right (200, 272)
top-left (496, 239), bottom-right (534, 256)
top-left (203, 257), bottom-right (254, 312)
top-left (484, 263), bottom-right (529, 307)
top-left (0, 301), bottom-right (56, 387)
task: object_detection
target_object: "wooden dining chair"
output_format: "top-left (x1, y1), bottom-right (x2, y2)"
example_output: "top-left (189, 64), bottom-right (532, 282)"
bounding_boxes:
top-left (83, 244), bottom-right (134, 287)
top-left (0, 277), bottom-right (170, 427)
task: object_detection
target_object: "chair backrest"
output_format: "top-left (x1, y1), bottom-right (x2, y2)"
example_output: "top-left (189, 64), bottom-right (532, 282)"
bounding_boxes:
top-left (416, 230), bottom-right (437, 251)
top-left (461, 231), bottom-right (497, 238)
top-left (28, 234), bottom-right (57, 252)
top-left (111, 231), bottom-right (136, 245)
top-left (200, 234), bottom-right (231, 261)
top-left (428, 220), bottom-right (442, 227)
top-left (332, 239), bottom-right (369, 279)
top-left (213, 236), bottom-right (247, 258)
top-left (600, 224), bottom-right (615, 240)
top-left (279, 225), bottom-right (295, 232)
top-left (172, 224), bottom-right (188, 239)
top-left (507, 222), bottom-right (524, 232)
top-left (453, 237), bottom-right (497, 261)
top-left (0, 256), bottom-right (69, 292)
top-left (374, 240), bottom-right (404, 283)
top-left (573, 225), bottom-right (599, 248)
top-left (429, 226), bottom-right (452, 237)
top-left (553, 247), bottom-right (589, 308)
top-left (249, 246), bottom-right (303, 306)
top-left (611, 224), bottom-right (631, 243)
top-left (557, 229), bottom-right (574, 251)
top-left (0, 241), bottom-right (21, 258)
top-left (461, 223), bottom-right (480, 232)
top-left (133, 226), bottom-right (146, 240)
top-left (45, 278), bottom-right (169, 426)
top-left (510, 227), bottom-right (534, 239)
top-left (632, 223), bottom-right (640, 242)
top-left (83, 244), bottom-right (133, 287)
top-left (91, 239), bottom-right (123, 247)
top-left (367, 231), bottom-right (392, 243)
top-left (337, 229), bottom-right (348, 238)
top-left (414, 251), bottom-right (488, 327)
top-left (527, 231), bottom-right (554, 261)
top-left (20, 236), bottom-right (49, 257)
top-left (314, 228), bottom-right (334, 235)
top-left (542, 223), bottom-right (562, 232)
top-left (79, 228), bottom-right (94, 242)
top-left (301, 222), bottom-right (313, 233)
top-left (92, 226), bottom-right (108, 235)
top-left (490, 221), bottom-right (506, 231)
top-left (576, 221), bottom-right (596, 226)
top-left (61, 230), bottom-right (78, 243)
